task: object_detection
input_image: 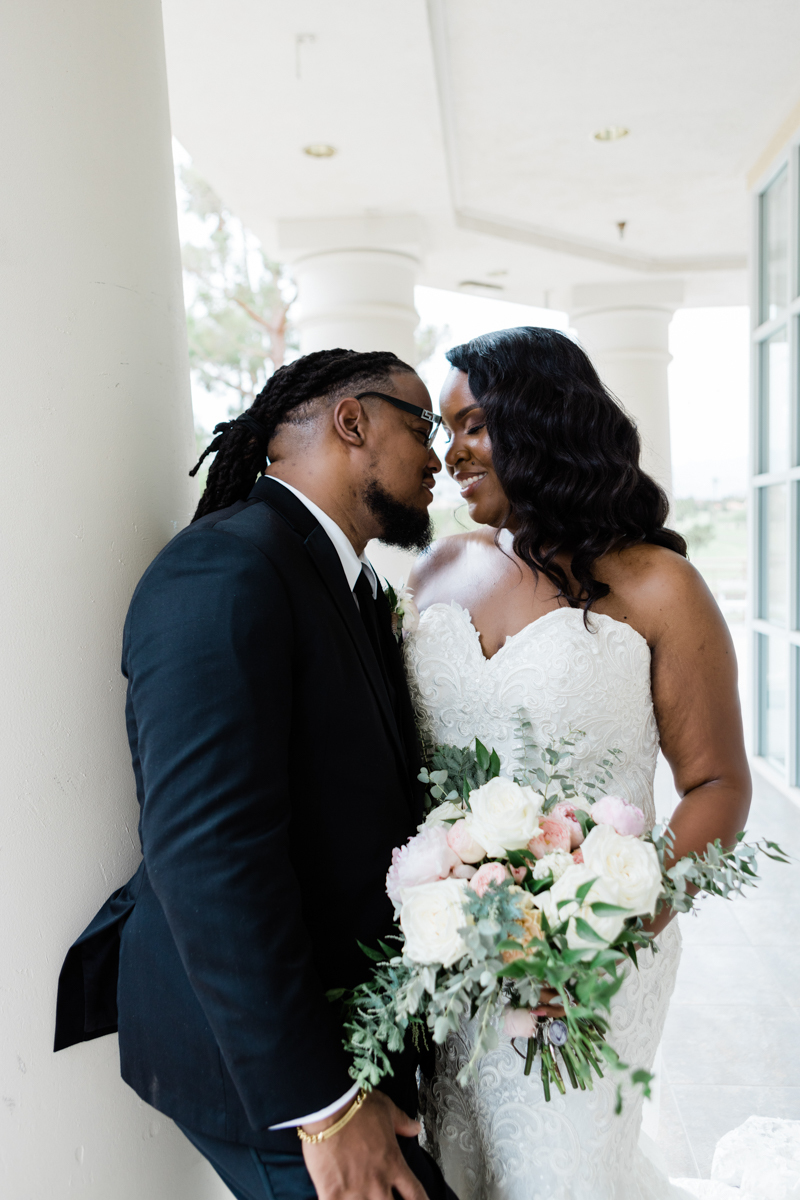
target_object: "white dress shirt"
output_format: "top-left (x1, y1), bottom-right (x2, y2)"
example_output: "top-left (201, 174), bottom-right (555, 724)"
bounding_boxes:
top-left (270, 477), bottom-right (377, 600)
top-left (266, 477), bottom-right (373, 1128)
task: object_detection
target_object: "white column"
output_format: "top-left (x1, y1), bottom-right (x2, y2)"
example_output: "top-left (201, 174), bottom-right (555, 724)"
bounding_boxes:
top-left (292, 249), bottom-right (420, 362)
top-left (566, 281), bottom-right (684, 494)
top-left (0, 3), bottom-right (226, 1198)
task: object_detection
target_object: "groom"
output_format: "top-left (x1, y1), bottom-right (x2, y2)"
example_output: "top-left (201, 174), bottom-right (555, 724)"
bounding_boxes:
top-left (54, 349), bottom-right (454, 1200)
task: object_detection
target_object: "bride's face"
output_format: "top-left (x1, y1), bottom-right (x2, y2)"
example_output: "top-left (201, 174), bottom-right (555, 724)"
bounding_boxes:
top-left (440, 369), bottom-right (510, 528)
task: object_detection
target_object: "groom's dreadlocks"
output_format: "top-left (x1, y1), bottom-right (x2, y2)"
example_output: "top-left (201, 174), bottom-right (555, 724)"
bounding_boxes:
top-left (189, 348), bottom-right (415, 522)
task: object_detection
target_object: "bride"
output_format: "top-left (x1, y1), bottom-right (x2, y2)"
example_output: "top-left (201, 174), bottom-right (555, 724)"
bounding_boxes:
top-left (404, 326), bottom-right (751, 1200)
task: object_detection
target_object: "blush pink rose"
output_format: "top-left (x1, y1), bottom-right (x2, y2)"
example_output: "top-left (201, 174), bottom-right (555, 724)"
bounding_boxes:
top-left (572, 848), bottom-right (584, 864)
top-left (591, 794), bottom-right (646, 838)
top-left (503, 1008), bottom-right (539, 1038)
top-left (386, 825), bottom-right (460, 909)
top-left (528, 816), bottom-right (572, 860)
top-left (550, 801), bottom-right (585, 849)
top-left (446, 819), bottom-right (487, 864)
top-left (469, 861), bottom-right (510, 897)
top-left (510, 864), bottom-right (528, 883)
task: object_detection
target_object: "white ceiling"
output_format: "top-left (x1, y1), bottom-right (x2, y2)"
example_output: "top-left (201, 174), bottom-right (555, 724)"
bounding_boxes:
top-left (162, 0), bottom-right (800, 307)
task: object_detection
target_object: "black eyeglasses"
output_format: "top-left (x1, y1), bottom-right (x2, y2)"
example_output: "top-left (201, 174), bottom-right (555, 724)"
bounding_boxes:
top-left (355, 391), bottom-right (442, 449)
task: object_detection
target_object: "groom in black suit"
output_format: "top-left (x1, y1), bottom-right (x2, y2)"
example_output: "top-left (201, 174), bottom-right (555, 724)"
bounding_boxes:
top-left (54, 349), bottom-right (455, 1200)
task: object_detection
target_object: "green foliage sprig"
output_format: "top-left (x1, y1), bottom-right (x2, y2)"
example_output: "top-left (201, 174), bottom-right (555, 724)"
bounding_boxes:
top-left (513, 716), bottom-right (621, 812)
top-left (651, 824), bottom-right (790, 914)
top-left (418, 738), bottom-right (501, 810)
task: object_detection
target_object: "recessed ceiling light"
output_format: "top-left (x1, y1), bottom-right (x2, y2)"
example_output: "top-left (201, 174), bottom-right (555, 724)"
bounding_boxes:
top-left (458, 279), bottom-right (505, 292)
top-left (593, 126), bottom-right (629, 142)
top-left (303, 143), bottom-right (337, 158)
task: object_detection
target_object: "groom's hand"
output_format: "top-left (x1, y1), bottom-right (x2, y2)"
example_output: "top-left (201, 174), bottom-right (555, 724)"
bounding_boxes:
top-left (300, 1089), bottom-right (428, 1200)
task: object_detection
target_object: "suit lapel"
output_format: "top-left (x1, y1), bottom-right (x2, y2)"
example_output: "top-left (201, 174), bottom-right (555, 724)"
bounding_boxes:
top-left (249, 478), bottom-right (408, 775)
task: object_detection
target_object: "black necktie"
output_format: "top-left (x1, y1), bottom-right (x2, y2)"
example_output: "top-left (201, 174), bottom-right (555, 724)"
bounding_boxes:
top-left (354, 568), bottom-right (398, 710)
top-left (354, 568), bottom-right (424, 818)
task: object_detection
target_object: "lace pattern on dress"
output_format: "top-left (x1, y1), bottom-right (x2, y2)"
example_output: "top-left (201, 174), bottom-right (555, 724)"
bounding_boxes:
top-left (406, 602), bottom-right (684, 1200)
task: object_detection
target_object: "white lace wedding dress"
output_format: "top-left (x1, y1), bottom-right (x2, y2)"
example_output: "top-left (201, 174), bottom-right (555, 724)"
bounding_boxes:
top-left (405, 602), bottom-right (686, 1200)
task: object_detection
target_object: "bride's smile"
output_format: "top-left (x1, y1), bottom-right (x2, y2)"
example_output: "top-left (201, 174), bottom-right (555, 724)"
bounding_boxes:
top-left (454, 469), bottom-right (486, 498)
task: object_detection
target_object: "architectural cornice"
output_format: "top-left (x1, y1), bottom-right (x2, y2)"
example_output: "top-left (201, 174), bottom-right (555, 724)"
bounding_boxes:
top-left (455, 208), bottom-right (746, 274)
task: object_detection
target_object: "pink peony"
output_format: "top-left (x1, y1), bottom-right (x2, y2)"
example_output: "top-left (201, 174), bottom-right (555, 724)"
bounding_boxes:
top-left (386, 826), bottom-right (460, 909)
top-left (469, 861), bottom-right (510, 897)
top-left (446, 819), bottom-right (487, 864)
top-left (510, 864), bottom-right (528, 883)
top-left (551, 801), bottom-right (586, 849)
top-left (590, 794), bottom-right (646, 838)
top-left (451, 862), bottom-right (478, 880)
top-left (572, 848), bottom-right (584, 864)
top-left (528, 816), bottom-right (572, 860)
top-left (503, 1008), bottom-right (539, 1038)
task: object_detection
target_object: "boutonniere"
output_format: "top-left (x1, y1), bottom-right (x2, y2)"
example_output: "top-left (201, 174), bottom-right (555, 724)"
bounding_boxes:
top-left (383, 580), bottom-right (420, 643)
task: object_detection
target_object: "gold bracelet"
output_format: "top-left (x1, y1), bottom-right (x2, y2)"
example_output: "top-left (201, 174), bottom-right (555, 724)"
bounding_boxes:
top-left (297, 1088), bottom-right (367, 1145)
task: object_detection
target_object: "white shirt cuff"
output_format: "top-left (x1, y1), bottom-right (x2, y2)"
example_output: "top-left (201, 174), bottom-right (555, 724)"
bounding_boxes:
top-left (268, 1083), bottom-right (361, 1130)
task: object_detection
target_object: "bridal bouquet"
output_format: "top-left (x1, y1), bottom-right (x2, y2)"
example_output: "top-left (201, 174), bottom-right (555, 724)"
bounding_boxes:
top-left (335, 725), bottom-right (789, 1109)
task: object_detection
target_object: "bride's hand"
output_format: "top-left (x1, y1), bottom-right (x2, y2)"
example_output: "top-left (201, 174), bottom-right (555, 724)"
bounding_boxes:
top-left (533, 987), bottom-right (566, 1019)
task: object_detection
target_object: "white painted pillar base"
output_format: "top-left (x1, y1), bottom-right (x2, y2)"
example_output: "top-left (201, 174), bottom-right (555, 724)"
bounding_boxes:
top-left (291, 249), bottom-right (420, 363)
top-left (565, 281), bottom-right (684, 495)
top-left (1, 2), bottom-right (227, 1196)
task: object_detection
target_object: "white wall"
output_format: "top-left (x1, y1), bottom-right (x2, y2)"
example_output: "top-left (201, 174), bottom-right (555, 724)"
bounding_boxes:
top-left (0, 2), bottom-right (227, 1196)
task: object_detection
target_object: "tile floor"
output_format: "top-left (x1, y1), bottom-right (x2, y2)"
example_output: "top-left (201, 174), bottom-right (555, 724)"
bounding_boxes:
top-left (650, 768), bottom-right (800, 1178)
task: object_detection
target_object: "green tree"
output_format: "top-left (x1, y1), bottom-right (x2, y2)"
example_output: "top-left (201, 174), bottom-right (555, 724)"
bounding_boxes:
top-left (178, 165), bottom-right (295, 418)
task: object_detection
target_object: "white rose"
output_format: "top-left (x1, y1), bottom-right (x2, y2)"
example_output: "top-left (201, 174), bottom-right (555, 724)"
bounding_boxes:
top-left (446, 818), bottom-right (487, 863)
top-left (400, 878), bottom-right (470, 967)
top-left (535, 864), bottom-right (626, 951)
top-left (422, 801), bottom-right (465, 829)
top-left (581, 822), bottom-right (662, 918)
top-left (396, 585), bottom-right (420, 635)
top-left (465, 777), bottom-right (544, 858)
top-left (532, 848), bottom-right (573, 882)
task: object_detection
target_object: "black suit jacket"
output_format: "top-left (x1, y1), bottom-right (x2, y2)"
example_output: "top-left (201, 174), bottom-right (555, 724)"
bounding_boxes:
top-left (54, 478), bottom-right (423, 1147)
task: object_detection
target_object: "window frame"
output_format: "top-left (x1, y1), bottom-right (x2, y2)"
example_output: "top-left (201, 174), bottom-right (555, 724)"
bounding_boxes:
top-left (750, 140), bottom-right (800, 794)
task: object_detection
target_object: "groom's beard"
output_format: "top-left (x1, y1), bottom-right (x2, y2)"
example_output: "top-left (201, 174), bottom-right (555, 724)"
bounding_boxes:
top-left (363, 480), bottom-right (433, 552)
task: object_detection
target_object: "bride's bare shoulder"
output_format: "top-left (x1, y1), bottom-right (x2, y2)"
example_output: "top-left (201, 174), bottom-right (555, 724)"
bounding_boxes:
top-left (598, 542), bottom-right (722, 643)
top-left (409, 528), bottom-right (494, 605)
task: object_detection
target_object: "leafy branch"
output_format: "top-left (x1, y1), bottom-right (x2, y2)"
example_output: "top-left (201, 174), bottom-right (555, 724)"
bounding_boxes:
top-left (513, 716), bottom-right (621, 812)
top-left (418, 738), bottom-right (501, 811)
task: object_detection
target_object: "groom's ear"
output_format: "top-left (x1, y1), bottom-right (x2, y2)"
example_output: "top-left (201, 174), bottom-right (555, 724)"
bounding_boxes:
top-left (332, 396), bottom-right (369, 449)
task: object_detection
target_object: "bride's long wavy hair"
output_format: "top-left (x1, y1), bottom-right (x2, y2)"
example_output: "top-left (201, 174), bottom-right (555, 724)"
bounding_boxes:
top-left (445, 326), bottom-right (687, 614)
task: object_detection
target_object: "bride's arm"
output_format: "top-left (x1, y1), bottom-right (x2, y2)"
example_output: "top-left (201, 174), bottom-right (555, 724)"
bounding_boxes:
top-left (632, 552), bottom-right (752, 936)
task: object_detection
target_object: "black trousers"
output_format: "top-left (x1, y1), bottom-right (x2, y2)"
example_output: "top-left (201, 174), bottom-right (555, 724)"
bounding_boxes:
top-left (177, 1122), bottom-right (458, 1200)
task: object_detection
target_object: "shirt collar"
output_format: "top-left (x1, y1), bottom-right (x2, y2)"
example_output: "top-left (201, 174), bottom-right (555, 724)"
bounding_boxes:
top-left (268, 478), bottom-right (378, 599)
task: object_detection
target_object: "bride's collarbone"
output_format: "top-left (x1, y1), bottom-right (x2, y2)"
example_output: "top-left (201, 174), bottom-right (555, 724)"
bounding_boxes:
top-left (414, 537), bottom-right (685, 650)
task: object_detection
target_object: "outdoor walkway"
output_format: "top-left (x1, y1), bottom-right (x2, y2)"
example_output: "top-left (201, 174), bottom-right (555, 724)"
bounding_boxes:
top-left (652, 768), bottom-right (800, 1177)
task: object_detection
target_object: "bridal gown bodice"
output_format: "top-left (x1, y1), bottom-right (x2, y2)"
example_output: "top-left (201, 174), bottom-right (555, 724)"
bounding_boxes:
top-left (405, 602), bottom-right (685, 1200)
top-left (407, 602), bottom-right (660, 824)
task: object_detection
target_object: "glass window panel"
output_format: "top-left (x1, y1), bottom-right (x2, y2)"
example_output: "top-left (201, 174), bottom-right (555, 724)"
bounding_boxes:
top-left (759, 484), bottom-right (787, 624)
top-left (797, 481), bottom-right (800, 631)
top-left (759, 326), bottom-right (790, 472)
top-left (795, 647), bottom-right (800, 787)
top-left (760, 166), bottom-right (789, 323)
top-left (758, 633), bottom-right (788, 770)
